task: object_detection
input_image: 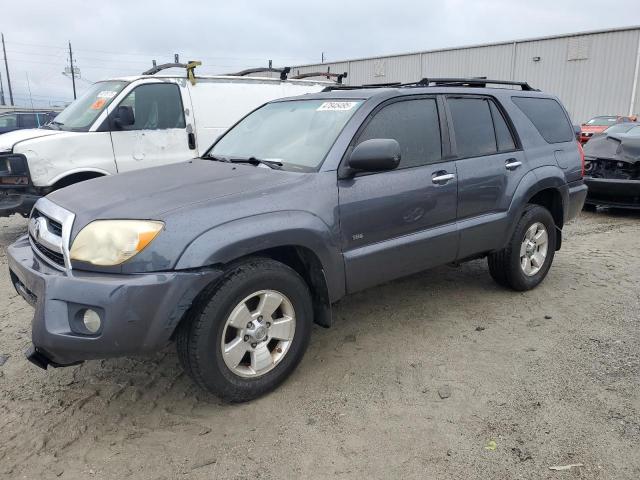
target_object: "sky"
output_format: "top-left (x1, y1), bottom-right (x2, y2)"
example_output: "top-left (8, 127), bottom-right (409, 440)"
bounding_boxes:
top-left (1, 0), bottom-right (639, 107)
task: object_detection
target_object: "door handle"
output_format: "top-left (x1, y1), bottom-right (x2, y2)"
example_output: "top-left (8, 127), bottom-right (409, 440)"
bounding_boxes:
top-left (432, 172), bottom-right (455, 184)
top-left (505, 159), bottom-right (522, 170)
top-left (188, 132), bottom-right (196, 150)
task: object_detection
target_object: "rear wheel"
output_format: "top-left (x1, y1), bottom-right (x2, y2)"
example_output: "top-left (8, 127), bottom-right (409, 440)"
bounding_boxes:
top-left (176, 258), bottom-right (313, 402)
top-left (488, 204), bottom-right (556, 291)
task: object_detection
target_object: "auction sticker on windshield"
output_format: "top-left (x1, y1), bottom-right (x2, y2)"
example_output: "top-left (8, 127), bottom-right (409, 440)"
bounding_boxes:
top-left (97, 90), bottom-right (118, 99)
top-left (317, 101), bottom-right (359, 111)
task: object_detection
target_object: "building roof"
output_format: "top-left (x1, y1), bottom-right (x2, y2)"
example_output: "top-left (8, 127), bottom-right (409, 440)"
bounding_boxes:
top-left (292, 24), bottom-right (640, 68)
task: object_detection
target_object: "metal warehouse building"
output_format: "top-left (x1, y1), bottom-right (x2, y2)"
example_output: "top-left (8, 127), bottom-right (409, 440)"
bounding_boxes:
top-left (289, 26), bottom-right (640, 123)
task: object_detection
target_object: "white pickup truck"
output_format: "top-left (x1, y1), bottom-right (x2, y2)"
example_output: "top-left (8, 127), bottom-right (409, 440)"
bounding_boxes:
top-left (0, 71), bottom-right (330, 216)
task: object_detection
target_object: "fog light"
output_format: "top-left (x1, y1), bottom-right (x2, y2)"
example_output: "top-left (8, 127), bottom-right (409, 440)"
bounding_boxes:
top-left (82, 309), bottom-right (101, 333)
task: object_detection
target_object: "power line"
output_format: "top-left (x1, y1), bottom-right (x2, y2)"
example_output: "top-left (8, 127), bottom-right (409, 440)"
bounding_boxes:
top-left (4, 40), bottom-right (314, 64)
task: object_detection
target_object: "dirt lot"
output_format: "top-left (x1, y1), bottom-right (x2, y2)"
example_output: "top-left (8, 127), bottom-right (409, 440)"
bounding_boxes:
top-left (0, 210), bottom-right (638, 479)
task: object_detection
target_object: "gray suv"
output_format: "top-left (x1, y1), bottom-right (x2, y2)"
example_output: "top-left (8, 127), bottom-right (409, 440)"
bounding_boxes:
top-left (8, 78), bottom-right (587, 401)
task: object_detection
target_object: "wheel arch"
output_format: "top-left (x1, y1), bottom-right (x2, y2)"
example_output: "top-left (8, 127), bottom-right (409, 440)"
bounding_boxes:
top-left (49, 168), bottom-right (109, 190)
top-left (507, 166), bottom-right (569, 251)
top-left (174, 212), bottom-right (346, 327)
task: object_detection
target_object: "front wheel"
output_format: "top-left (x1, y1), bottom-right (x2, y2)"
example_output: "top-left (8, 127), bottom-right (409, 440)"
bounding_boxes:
top-left (176, 258), bottom-right (313, 402)
top-left (488, 204), bottom-right (557, 291)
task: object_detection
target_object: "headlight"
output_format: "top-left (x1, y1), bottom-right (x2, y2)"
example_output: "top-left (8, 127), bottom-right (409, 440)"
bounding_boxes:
top-left (70, 220), bottom-right (164, 266)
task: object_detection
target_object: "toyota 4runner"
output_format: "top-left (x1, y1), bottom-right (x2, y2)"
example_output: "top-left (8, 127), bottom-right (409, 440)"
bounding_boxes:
top-left (8, 78), bottom-right (587, 401)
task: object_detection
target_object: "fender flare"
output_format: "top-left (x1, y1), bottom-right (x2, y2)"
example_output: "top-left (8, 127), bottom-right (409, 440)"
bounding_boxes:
top-left (175, 211), bottom-right (346, 302)
top-left (503, 165), bottom-right (569, 246)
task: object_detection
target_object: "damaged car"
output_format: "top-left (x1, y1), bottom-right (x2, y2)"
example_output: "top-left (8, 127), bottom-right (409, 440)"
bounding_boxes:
top-left (583, 125), bottom-right (640, 208)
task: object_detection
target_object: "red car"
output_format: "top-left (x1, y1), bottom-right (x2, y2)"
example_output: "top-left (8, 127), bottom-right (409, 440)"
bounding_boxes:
top-left (580, 115), bottom-right (637, 144)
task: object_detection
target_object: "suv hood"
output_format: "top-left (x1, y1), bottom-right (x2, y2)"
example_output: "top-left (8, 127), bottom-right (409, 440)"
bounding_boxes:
top-left (0, 128), bottom-right (64, 153)
top-left (48, 159), bottom-right (300, 228)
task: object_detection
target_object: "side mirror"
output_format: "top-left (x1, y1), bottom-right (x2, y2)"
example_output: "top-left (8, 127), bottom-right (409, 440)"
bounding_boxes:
top-left (113, 105), bottom-right (135, 129)
top-left (347, 138), bottom-right (401, 173)
top-left (573, 125), bottom-right (581, 142)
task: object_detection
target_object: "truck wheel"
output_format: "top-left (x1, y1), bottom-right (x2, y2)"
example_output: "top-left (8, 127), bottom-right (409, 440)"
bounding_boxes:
top-left (487, 205), bottom-right (556, 291)
top-left (176, 258), bottom-right (313, 402)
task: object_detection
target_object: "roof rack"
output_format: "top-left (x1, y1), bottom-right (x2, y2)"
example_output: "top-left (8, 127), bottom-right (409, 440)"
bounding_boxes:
top-left (142, 59), bottom-right (202, 85)
top-left (410, 77), bottom-right (537, 90)
top-left (226, 66), bottom-right (348, 84)
top-left (226, 66), bottom-right (292, 81)
top-left (322, 77), bottom-right (537, 92)
top-left (291, 71), bottom-right (348, 84)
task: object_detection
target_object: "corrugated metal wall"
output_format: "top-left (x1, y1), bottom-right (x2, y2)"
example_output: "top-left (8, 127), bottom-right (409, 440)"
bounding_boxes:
top-left (290, 27), bottom-right (640, 123)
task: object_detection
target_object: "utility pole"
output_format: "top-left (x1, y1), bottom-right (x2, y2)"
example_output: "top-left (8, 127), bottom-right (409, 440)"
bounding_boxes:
top-left (321, 52), bottom-right (325, 64)
top-left (68, 41), bottom-right (76, 100)
top-left (0, 70), bottom-right (5, 106)
top-left (25, 73), bottom-right (34, 109)
top-left (2, 33), bottom-right (14, 106)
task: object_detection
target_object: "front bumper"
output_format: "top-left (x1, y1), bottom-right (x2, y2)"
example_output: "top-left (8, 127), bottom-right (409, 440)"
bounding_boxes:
top-left (7, 235), bottom-right (222, 366)
top-left (584, 177), bottom-right (640, 209)
top-left (0, 190), bottom-right (40, 217)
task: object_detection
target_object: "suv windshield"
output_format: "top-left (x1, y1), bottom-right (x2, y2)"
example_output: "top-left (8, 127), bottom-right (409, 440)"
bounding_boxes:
top-left (586, 116), bottom-right (617, 126)
top-left (208, 99), bottom-right (364, 171)
top-left (49, 80), bottom-right (128, 132)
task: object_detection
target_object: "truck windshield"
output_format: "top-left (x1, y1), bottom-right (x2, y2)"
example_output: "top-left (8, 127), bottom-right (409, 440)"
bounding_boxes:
top-left (49, 81), bottom-right (128, 132)
top-left (208, 99), bottom-right (364, 171)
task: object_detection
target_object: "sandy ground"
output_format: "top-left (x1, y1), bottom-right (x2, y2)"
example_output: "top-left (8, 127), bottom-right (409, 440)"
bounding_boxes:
top-left (0, 209), bottom-right (638, 479)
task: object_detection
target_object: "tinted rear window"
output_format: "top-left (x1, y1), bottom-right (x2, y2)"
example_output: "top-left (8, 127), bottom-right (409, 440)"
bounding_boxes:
top-left (512, 97), bottom-right (573, 143)
top-left (448, 97), bottom-right (516, 157)
top-left (489, 101), bottom-right (516, 151)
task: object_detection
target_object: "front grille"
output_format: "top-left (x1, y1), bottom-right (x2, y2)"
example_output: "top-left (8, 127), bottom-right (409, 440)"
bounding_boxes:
top-left (30, 236), bottom-right (65, 266)
top-left (32, 209), bottom-right (62, 236)
top-left (29, 204), bottom-right (69, 269)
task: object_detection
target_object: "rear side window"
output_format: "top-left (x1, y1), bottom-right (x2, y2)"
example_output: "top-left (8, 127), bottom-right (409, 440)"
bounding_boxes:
top-left (512, 97), bottom-right (573, 143)
top-left (356, 98), bottom-right (442, 169)
top-left (489, 102), bottom-right (516, 151)
top-left (449, 97), bottom-right (510, 158)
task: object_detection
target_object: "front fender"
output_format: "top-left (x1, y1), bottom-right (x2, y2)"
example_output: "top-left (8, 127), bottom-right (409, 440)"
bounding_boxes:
top-left (14, 132), bottom-right (117, 187)
top-left (175, 211), bottom-right (345, 302)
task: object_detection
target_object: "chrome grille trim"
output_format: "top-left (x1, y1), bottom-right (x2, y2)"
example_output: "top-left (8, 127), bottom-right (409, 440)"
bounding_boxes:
top-left (29, 197), bottom-right (75, 270)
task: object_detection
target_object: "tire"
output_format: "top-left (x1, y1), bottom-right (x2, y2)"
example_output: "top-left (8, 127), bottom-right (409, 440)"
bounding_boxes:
top-left (176, 257), bottom-right (313, 402)
top-left (488, 204), bottom-right (557, 291)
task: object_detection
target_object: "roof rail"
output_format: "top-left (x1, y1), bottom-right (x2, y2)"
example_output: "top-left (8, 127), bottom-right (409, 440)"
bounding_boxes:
top-left (142, 60), bottom-right (202, 85)
top-left (407, 77), bottom-right (537, 90)
top-left (322, 77), bottom-right (538, 92)
top-left (291, 71), bottom-right (348, 84)
top-left (226, 66), bottom-right (291, 81)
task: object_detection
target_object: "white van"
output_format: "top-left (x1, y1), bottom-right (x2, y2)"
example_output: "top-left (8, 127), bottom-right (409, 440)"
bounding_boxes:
top-left (0, 72), bottom-right (330, 216)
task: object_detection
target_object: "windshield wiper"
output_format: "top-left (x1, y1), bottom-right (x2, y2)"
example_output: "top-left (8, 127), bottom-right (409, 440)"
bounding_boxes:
top-left (230, 157), bottom-right (283, 169)
top-left (206, 155), bottom-right (283, 170)
top-left (203, 153), bottom-right (231, 162)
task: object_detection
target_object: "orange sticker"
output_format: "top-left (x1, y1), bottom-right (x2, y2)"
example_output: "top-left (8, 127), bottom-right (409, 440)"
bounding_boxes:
top-left (90, 98), bottom-right (106, 110)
